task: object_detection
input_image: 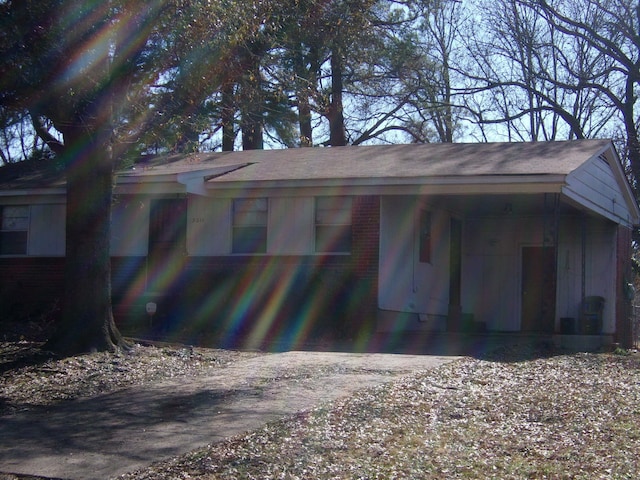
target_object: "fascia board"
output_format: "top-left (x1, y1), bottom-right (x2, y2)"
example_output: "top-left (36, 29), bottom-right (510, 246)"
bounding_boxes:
top-left (114, 182), bottom-right (186, 195)
top-left (204, 175), bottom-right (566, 198)
top-left (206, 174), bottom-right (567, 189)
top-left (116, 173), bottom-right (179, 184)
top-left (0, 188), bottom-right (66, 197)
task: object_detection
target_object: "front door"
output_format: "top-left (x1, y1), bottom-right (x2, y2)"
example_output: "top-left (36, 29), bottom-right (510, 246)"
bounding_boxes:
top-left (521, 246), bottom-right (556, 333)
top-left (147, 198), bottom-right (187, 293)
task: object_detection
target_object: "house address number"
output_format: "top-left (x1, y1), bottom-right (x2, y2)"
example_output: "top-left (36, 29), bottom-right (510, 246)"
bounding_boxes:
top-left (191, 217), bottom-right (205, 223)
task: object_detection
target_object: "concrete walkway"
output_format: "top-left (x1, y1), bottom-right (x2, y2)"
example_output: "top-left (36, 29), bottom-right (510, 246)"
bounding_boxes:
top-left (0, 351), bottom-right (457, 480)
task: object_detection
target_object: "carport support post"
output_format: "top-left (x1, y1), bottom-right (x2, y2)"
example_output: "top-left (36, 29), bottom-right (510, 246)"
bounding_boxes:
top-left (615, 225), bottom-right (634, 348)
top-left (447, 218), bottom-right (463, 332)
top-left (541, 194), bottom-right (560, 332)
top-left (581, 214), bottom-right (586, 303)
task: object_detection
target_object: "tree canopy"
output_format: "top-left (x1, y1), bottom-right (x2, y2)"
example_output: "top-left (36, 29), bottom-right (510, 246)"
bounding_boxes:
top-left (0, 0), bottom-right (170, 353)
top-left (3, 0), bottom-right (639, 164)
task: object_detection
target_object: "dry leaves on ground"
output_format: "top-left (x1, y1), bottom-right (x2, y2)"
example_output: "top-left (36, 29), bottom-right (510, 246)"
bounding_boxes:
top-left (2, 341), bottom-right (640, 479)
top-left (0, 341), bottom-right (258, 416)
top-left (119, 348), bottom-right (640, 480)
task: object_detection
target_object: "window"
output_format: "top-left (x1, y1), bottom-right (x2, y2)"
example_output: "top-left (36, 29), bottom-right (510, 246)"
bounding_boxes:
top-left (0, 206), bottom-right (29, 255)
top-left (419, 210), bottom-right (431, 263)
top-left (232, 198), bottom-right (268, 253)
top-left (315, 196), bottom-right (352, 253)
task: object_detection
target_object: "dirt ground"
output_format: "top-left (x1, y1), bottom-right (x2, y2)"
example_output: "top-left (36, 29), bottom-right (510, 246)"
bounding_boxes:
top-left (0, 349), bottom-right (457, 480)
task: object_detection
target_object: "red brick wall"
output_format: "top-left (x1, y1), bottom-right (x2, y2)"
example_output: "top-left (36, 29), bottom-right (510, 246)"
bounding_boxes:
top-left (112, 195), bottom-right (382, 346)
top-left (2, 196), bottom-right (382, 346)
top-left (350, 195), bottom-right (380, 331)
top-left (0, 257), bottom-right (65, 321)
top-left (352, 195), bottom-right (380, 278)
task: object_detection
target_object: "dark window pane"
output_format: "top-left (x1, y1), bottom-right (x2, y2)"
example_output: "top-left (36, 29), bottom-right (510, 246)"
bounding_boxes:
top-left (316, 225), bottom-right (352, 253)
top-left (149, 199), bottom-right (187, 251)
top-left (1, 206), bottom-right (29, 230)
top-left (0, 231), bottom-right (28, 255)
top-left (232, 226), bottom-right (267, 254)
top-left (315, 197), bottom-right (352, 225)
top-left (315, 197), bottom-right (352, 253)
top-left (232, 198), bottom-right (268, 254)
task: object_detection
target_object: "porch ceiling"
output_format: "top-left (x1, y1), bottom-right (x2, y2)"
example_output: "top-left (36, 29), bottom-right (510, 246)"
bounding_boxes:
top-left (440, 193), bottom-right (582, 217)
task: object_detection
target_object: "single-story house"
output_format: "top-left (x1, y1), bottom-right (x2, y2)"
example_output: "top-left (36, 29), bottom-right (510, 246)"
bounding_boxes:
top-left (1, 140), bottom-right (638, 349)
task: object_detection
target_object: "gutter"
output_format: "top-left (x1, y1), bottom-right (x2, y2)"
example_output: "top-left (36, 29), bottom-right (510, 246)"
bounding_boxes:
top-left (0, 188), bottom-right (66, 197)
top-left (203, 174), bottom-right (568, 196)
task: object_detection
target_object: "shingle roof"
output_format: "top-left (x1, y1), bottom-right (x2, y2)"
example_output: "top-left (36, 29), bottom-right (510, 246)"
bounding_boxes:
top-left (0, 158), bottom-right (66, 190)
top-left (203, 140), bottom-right (612, 184)
top-left (0, 139), bottom-right (614, 191)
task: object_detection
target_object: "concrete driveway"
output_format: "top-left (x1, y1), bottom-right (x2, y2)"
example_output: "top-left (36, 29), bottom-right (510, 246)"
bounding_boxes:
top-left (0, 351), bottom-right (457, 480)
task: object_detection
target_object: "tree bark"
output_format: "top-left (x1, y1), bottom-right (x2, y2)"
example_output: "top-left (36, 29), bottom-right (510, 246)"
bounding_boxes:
top-left (240, 59), bottom-right (264, 151)
top-left (623, 74), bottom-right (640, 189)
top-left (295, 45), bottom-right (314, 147)
top-left (44, 124), bottom-right (128, 355)
top-left (298, 90), bottom-right (313, 147)
top-left (328, 47), bottom-right (347, 147)
top-left (241, 114), bottom-right (263, 150)
top-left (221, 83), bottom-right (236, 151)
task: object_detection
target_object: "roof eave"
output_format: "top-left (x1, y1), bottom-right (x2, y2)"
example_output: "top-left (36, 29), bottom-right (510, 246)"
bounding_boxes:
top-left (0, 187), bottom-right (66, 197)
top-left (203, 174), bottom-right (567, 196)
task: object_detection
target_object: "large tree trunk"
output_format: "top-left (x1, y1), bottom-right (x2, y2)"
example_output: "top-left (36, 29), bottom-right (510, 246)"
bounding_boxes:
top-left (44, 125), bottom-right (127, 355)
top-left (241, 113), bottom-right (263, 150)
top-left (221, 83), bottom-right (236, 151)
top-left (328, 47), bottom-right (347, 147)
top-left (295, 46), bottom-right (314, 147)
top-left (298, 90), bottom-right (313, 147)
top-left (241, 59), bottom-right (264, 150)
top-left (623, 75), bottom-right (640, 190)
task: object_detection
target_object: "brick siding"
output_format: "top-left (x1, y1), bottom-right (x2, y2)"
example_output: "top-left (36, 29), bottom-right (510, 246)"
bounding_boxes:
top-left (1, 196), bottom-right (382, 346)
top-left (0, 257), bottom-right (65, 322)
top-left (112, 195), bottom-right (382, 346)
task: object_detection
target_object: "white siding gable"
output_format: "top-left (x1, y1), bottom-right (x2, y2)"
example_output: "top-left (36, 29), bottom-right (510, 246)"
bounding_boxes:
top-left (564, 154), bottom-right (636, 227)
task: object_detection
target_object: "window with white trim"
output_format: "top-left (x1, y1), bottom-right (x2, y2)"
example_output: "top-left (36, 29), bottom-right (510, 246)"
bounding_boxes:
top-left (0, 206), bottom-right (29, 255)
top-left (315, 196), bottom-right (352, 253)
top-left (232, 198), bottom-right (268, 253)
